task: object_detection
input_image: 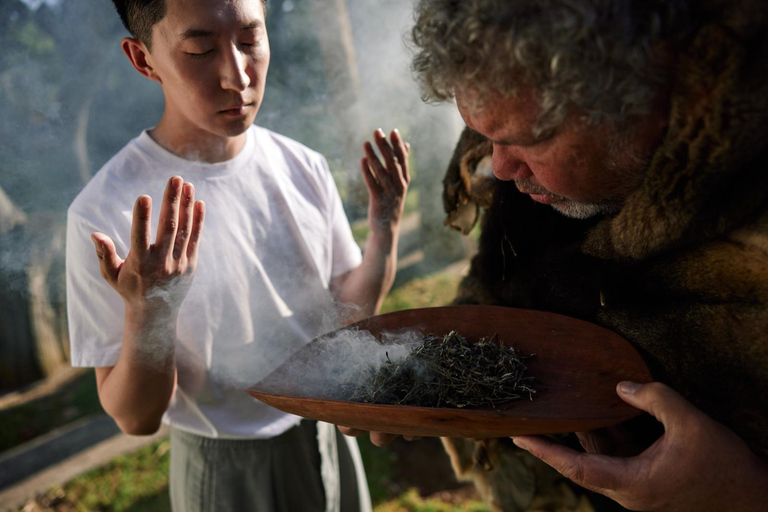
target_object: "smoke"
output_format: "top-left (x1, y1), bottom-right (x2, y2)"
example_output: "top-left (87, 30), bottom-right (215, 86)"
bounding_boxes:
top-left (255, 327), bottom-right (424, 400)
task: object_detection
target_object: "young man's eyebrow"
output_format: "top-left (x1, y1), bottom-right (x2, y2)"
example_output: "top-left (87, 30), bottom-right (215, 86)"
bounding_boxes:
top-left (179, 29), bottom-right (215, 40)
top-left (179, 21), bottom-right (263, 40)
top-left (242, 21), bottom-right (262, 30)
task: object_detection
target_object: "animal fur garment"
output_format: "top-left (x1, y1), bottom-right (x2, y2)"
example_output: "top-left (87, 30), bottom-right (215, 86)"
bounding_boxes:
top-left (441, 13), bottom-right (768, 512)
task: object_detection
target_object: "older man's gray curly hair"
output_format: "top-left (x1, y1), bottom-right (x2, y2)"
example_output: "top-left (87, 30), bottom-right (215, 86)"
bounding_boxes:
top-left (411, 0), bottom-right (695, 136)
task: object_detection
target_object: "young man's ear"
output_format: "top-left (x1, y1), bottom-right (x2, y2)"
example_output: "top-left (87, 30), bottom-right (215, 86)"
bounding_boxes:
top-left (121, 37), bottom-right (162, 84)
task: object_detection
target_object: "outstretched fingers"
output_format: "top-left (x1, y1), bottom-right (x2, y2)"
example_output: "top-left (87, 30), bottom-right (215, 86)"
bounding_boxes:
top-left (91, 232), bottom-right (123, 286)
top-left (389, 129), bottom-right (410, 186)
top-left (156, 176), bottom-right (183, 261)
top-left (374, 128), bottom-right (398, 184)
top-left (186, 200), bottom-right (206, 264)
top-left (364, 139), bottom-right (390, 190)
top-left (131, 195), bottom-right (152, 256)
top-left (360, 157), bottom-right (380, 196)
top-left (173, 183), bottom-right (195, 260)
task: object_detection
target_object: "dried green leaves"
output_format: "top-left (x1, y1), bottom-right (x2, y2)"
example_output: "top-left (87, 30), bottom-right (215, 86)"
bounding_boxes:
top-left (346, 331), bottom-right (535, 408)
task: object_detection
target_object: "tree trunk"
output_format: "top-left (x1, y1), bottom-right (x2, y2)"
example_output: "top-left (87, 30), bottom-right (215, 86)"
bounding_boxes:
top-left (74, 93), bottom-right (94, 185)
top-left (27, 217), bottom-right (69, 377)
top-left (0, 189), bottom-right (69, 391)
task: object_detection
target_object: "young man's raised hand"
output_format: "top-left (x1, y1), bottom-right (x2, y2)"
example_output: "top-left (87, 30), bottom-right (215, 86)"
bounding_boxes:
top-left (332, 129), bottom-right (411, 321)
top-left (89, 175), bottom-right (205, 435)
top-left (361, 128), bottom-right (411, 235)
top-left (91, 175), bottom-right (205, 315)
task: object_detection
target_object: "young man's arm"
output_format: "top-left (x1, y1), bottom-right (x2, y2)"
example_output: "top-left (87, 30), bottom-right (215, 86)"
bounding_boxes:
top-left (90, 176), bottom-right (205, 435)
top-left (94, 309), bottom-right (178, 435)
top-left (331, 129), bottom-right (410, 321)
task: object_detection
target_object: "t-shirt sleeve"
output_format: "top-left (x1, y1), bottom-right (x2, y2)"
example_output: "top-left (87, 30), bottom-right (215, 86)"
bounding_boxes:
top-left (66, 210), bottom-right (126, 367)
top-left (323, 159), bottom-right (363, 278)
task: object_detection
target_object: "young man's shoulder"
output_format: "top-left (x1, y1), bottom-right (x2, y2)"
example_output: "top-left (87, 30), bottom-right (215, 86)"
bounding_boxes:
top-left (69, 134), bottom-right (139, 214)
top-left (253, 125), bottom-right (328, 171)
top-left (68, 132), bottom-right (166, 220)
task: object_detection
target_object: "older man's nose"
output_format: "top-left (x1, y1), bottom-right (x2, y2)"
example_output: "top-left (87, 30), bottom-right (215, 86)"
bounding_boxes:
top-left (492, 147), bottom-right (532, 181)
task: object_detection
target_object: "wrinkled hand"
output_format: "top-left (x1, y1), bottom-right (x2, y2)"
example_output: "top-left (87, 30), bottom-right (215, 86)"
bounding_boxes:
top-left (512, 382), bottom-right (768, 511)
top-left (361, 129), bottom-right (410, 234)
top-left (336, 426), bottom-right (420, 447)
top-left (91, 176), bottom-right (205, 314)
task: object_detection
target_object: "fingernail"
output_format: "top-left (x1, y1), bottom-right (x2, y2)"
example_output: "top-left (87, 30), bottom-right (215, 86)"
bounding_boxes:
top-left (512, 437), bottom-right (529, 451)
top-left (376, 128), bottom-right (385, 137)
top-left (618, 381), bottom-right (641, 395)
top-left (90, 234), bottom-right (98, 246)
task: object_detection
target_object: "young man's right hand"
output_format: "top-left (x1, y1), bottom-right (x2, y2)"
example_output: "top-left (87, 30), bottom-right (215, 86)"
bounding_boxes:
top-left (91, 175), bottom-right (205, 316)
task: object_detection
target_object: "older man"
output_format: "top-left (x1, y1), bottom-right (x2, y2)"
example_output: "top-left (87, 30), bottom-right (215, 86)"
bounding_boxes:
top-left (410, 0), bottom-right (768, 510)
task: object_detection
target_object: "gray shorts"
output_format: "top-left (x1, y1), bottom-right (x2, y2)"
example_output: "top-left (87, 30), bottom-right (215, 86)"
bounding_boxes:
top-left (170, 421), bottom-right (362, 512)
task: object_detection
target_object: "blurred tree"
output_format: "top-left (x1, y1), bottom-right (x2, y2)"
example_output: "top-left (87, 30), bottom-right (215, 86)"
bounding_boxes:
top-left (0, 0), bottom-right (121, 389)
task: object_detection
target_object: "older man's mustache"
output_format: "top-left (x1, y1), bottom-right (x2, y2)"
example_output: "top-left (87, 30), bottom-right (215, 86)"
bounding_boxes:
top-left (514, 178), bottom-right (565, 199)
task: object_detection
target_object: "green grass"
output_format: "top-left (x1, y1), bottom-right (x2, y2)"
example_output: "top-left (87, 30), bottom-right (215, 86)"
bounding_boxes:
top-left (0, 370), bottom-right (102, 452)
top-left (381, 270), bottom-right (462, 314)
top-left (26, 433), bottom-right (487, 512)
top-left (374, 489), bottom-right (490, 512)
top-left (18, 439), bottom-right (171, 512)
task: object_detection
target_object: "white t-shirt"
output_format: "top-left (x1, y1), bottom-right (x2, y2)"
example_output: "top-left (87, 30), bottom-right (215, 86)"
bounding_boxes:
top-left (67, 125), bottom-right (363, 439)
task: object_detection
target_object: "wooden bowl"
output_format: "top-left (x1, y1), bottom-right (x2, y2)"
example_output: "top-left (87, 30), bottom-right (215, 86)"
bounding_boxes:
top-left (247, 306), bottom-right (652, 438)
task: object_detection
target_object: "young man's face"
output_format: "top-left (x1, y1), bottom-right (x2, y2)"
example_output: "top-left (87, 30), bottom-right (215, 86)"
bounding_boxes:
top-left (145, 0), bottom-right (269, 139)
top-left (456, 87), bottom-right (665, 219)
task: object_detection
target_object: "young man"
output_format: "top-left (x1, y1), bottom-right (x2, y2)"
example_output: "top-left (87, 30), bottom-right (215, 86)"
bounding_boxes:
top-left (66, 0), bottom-right (410, 510)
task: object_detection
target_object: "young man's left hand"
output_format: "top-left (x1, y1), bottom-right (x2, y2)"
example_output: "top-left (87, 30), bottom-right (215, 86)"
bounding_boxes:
top-left (361, 128), bottom-right (410, 236)
top-left (512, 381), bottom-right (768, 511)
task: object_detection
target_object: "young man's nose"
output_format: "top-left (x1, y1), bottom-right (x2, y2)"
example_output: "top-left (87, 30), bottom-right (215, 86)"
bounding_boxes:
top-left (220, 46), bottom-right (251, 92)
top-left (491, 147), bottom-right (533, 181)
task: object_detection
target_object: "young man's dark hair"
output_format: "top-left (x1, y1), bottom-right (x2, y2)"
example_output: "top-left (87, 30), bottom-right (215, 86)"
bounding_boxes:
top-left (111, 0), bottom-right (166, 50)
top-left (111, 0), bottom-right (267, 50)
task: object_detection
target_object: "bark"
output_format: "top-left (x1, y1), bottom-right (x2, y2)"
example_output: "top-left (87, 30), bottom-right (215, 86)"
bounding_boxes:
top-left (74, 94), bottom-right (94, 185)
top-left (0, 196), bottom-right (69, 390)
top-left (27, 218), bottom-right (68, 378)
top-left (0, 185), bottom-right (26, 234)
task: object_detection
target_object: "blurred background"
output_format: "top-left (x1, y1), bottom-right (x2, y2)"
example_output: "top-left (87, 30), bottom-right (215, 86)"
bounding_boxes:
top-left (0, 0), bottom-right (487, 510)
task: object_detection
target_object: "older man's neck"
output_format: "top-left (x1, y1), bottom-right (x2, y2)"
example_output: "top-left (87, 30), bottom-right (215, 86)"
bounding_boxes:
top-left (149, 117), bottom-right (247, 164)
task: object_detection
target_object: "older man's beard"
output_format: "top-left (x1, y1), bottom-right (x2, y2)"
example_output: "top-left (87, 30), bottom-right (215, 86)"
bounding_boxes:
top-left (513, 178), bottom-right (620, 219)
top-left (552, 199), bottom-right (622, 219)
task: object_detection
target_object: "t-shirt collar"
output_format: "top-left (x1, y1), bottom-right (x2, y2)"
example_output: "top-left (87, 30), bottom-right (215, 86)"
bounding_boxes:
top-left (135, 126), bottom-right (256, 178)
